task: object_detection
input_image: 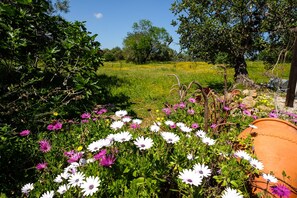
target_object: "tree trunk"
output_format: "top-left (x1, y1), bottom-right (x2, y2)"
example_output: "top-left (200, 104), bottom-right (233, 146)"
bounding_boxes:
top-left (233, 55), bottom-right (248, 83)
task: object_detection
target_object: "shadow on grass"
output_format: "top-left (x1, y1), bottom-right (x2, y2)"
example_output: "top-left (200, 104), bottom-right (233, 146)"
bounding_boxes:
top-left (206, 81), bottom-right (233, 93)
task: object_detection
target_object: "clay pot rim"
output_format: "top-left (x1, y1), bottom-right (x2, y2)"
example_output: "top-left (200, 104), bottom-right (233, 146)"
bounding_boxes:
top-left (251, 118), bottom-right (297, 130)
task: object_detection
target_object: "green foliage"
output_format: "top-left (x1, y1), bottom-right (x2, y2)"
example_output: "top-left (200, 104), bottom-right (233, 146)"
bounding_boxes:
top-left (171, 0), bottom-right (297, 78)
top-left (0, 0), bottom-right (105, 131)
top-left (123, 19), bottom-right (174, 64)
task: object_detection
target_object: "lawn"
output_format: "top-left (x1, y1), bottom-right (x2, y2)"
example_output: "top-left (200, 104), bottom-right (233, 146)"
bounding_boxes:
top-left (97, 61), bottom-right (291, 124)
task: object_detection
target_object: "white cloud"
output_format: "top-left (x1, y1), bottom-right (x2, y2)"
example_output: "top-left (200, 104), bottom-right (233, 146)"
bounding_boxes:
top-left (94, 12), bottom-right (103, 19)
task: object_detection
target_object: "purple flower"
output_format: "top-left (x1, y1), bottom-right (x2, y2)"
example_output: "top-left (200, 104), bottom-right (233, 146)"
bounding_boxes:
top-left (39, 140), bottom-right (51, 153)
top-left (191, 123), bottom-right (199, 129)
top-left (187, 109), bottom-right (195, 115)
top-left (64, 150), bottom-right (76, 157)
top-left (269, 112), bottom-right (278, 118)
top-left (210, 123), bottom-right (217, 129)
top-left (81, 119), bottom-right (89, 123)
top-left (188, 97), bottom-right (196, 103)
top-left (67, 152), bottom-right (83, 163)
top-left (223, 106), bottom-right (231, 111)
top-left (47, 124), bottom-right (55, 131)
top-left (173, 104), bottom-right (179, 110)
top-left (130, 123), bottom-right (140, 129)
top-left (238, 103), bottom-right (246, 109)
top-left (81, 112), bottom-right (91, 119)
top-left (94, 149), bottom-right (107, 161)
top-left (271, 184), bottom-right (291, 198)
top-left (20, 130), bottom-right (30, 136)
top-left (36, 162), bottom-right (47, 170)
top-left (100, 155), bottom-right (116, 167)
top-left (170, 124), bottom-right (176, 129)
top-left (53, 122), bottom-right (62, 130)
top-left (252, 115), bottom-right (258, 120)
top-left (179, 102), bottom-right (186, 109)
top-left (162, 108), bottom-right (171, 115)
top-left (243, 109), bottom-right (252, 116)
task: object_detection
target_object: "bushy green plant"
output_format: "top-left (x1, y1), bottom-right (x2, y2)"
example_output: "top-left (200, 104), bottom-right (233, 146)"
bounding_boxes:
top-left (10, 87), bottom-right (296, 198)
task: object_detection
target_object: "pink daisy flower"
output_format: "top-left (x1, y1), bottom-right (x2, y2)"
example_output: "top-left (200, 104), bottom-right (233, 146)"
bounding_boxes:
top-left (39, 140), bottom-right (51, 153)
top-left (36, 162), bottom-right (48, 170)
top-left (20, 130), bottom-right (30, 136)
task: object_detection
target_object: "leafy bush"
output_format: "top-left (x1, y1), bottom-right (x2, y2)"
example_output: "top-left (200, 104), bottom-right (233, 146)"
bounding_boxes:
top-left (6, 86), bottom-right (296, 197)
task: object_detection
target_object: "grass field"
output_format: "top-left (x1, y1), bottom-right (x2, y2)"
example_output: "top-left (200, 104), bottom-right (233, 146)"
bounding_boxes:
top-left (97, 61), bottom-right (291, 124)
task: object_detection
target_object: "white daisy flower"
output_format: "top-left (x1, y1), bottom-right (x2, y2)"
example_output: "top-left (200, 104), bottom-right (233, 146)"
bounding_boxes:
top-left (187, 153), bottom-right (194, 160)
top-left (87, 139), bottom-right (112, 152)
top-left (114, 131), bottom-right (132, 142)
top-left (202, 137), bottom-right (216, 145)
top-left (40, 190), bottom-right (54, 198)
top-left (68, 171), bottom-right (85, 187)
top-left (134, 136), bottom-right (154, 150)
top-left (64, 163), bottom-right (78, 175)
top-left (193, 163), bottom-right (212, 178)
top-left (196, 130), bottom-right (206, 138)
top-left (161, 132), bottom-right (180, 144)
top-left (180, 126), bottom-right (192, 133)
top-left (132, 119), bottom-right (142, 124)
top-left (106, 134), bottom-right (115, 142)
top-left (178, 169), bottom-right (202, 187)
top-left (164, 120), bottom-right (175, 126)
top-left (234, 150), bottom-right (251, 161)
top-left (80, 176), bottom-right (101, 196)
top-left (249, 158), bottom-right (264, 170)
top-left (60, 171), bottom-right (70, 179)
top-left (122, 116), bottom-right (132, 123)
top-left (262, 173), bottom-right (278, 183)
top-left (21, 183), bottom-right (34, 194)
top-left (54, 175), bottom-right (63, 183)
top-left (150, 124), bottom-right (160, 132)
top-left (176, 122), bottom-right (186, 128)
top-left (57, 184), bottom-right (69, 195)
top-left (115, 110), bottom-right (128, 117)
top-left (248, 124), bottom-right (258, 129)
top-left (221, 187), bottom-right (243, 198)
top-left (110, 120), bottom-right (124, 130)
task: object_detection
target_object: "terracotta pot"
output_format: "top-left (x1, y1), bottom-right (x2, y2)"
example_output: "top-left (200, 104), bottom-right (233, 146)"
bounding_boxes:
top-left (239, 118), bottom-right (297, 197)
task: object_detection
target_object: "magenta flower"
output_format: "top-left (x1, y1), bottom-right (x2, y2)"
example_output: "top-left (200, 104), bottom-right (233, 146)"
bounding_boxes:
top-left (47, 124), bottom-right (55, 131)
top-left (269, 112), bottom-right (278, 118)
top-left (187, 109), bottom-right (195, 115)
top-left (173, 104), bottom-right (179, 110)
top-left (238, 103), bottom-right (246, 109)
top-left (223, 106), bottom-right (231, 111)
top-left (53, 122), bottom-right (63, 130)
top-left (36, 162), bottom-right (47, 170)
top-left (179, 102), bottom-right (186, 109)
top-left (162, 108), bottom-right (171, 115)
top-left (98, 108), bottom-right (108, 114)
top-left (271, 184), bottom-right (291, 198)
top-left (81, 119), bottom-right (89, 123)
top-left (252, 115), bottom-right (258, 120)
top-left (67, 152), bottom-right (83, 163)
top-left (210, 123), bottom-right (217, 128)
top-left (20, 130), bottom-right (30, 136)
top-left (81, 112), bottom-right (91, 119)
top-left (64, 150), bottom-right (75, 157)
top-left (243, 109), bottom-right (252, 116)
top-left (191, 123), bottom-right (199, 129)
top-left (39, 140), bottom-right (51, 153)
top-left (94, 149), bottom-right (107, 161)
top-left (130, 123), bottom-right (140, 129)
top-left (188, 97), bottom-right (196, 103)
top-left (100, 155), bottom-right (116, 167)
top-left (170, 124), bottom-right (176, 129)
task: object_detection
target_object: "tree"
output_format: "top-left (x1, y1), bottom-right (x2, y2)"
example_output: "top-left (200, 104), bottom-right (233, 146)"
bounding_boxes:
top-left (123, 19), bottom-right (173, 64)
top-left (171, 0), bottom-right (297, 81)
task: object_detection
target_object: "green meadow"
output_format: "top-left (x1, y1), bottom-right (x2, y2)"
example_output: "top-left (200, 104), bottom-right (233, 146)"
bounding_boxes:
top-left (97, 61), bottom-right (291, 124)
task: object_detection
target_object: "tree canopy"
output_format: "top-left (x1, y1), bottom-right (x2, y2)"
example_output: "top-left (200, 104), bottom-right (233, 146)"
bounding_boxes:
top-left (123, 19), bottom-right (174, 64)
top-left (171, 0), bottom-right (297, 80)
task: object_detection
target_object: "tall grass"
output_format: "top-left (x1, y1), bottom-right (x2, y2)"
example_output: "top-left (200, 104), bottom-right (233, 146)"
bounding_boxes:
top-left (97, 61), bottom-right (291, 124)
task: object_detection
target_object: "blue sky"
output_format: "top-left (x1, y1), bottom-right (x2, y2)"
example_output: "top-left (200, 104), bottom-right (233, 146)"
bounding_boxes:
top-left (59, 0), bottom-right (180, 51)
